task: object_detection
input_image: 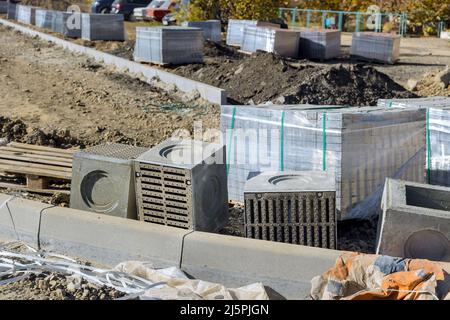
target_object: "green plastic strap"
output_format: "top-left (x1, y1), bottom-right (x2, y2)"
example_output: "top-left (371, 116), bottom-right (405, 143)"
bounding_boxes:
top-left (426, 109), bottom-right (431, 183)
top-left (226, 107), bottom-right (237, 176)
top-left (388, 101), bottom-right (393, 108)
top-left (280, 111), bottom-right (285, 172)
top-left (322, 112), bottom-right (327, 171)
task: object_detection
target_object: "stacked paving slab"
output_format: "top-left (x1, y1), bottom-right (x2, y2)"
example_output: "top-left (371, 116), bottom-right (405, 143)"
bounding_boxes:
top-left (134, 26), bottom-right (204, 65)
top-left (378, 97), bottom-right (450, 188)
top-left (221, 104), bottom-right (426, 220)
top-left (299, 28), bottom-right (341, 60)
top-left (81, 13), bottom-right (124, 41)
top-left (241, 26), bottom-right (301, 58)
top-left (181, 20), bottom-right (221, 43)
top-left (226, 19), bottom-right (280, 47)
top-left (7, 2), bottom-right (18, 20)
top-left (35, 9), bottom-right (55, 29)
top-left (0, 1), bottom-right (7, 14)
top-left (17, 5), bottom-right (37, 25)
top-left (351, 32), bottom-right (400, 64)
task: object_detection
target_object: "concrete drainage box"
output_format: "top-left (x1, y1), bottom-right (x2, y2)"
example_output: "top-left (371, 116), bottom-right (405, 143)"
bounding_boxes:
top-left (81, 13), bottom-right (125, 41)
top-left (377, 178), bottom-right (450, 262)
top-left (70, 143), bottom-right (148, 219)
top-left (299, 29), bottom-right (341, 60)
top-left (181, 20), bottom-right (221, 43)
top-left (351, 32), bottom-right (400, 64)
top-left (134, 27), bottom-right (204, 65)
top-left (242, 26), bottom-right (301, 59)
top-left (244, 171), bottom-right (336, 249)
top-left (134, 139), bottom-right (229, 232)
top-left (221, 104), bottom-right (426, 220)
top-left (17, 5), bottom-right (37, 25)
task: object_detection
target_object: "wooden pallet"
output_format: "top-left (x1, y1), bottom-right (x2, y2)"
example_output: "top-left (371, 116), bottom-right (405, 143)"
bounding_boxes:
top-left (0, 142), bottom-right (77, 194)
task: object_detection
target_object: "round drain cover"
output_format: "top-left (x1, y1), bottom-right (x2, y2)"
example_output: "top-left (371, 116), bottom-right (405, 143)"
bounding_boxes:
top-left (404, 230), bottom-right (450, 261)
top-left (159, 143), bottom-right (204, 165)
top-left (80, 170), bottom-right (119, 213)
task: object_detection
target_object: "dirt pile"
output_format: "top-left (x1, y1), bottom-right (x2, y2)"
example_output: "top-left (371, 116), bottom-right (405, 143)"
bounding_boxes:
top-left (172, 52), bottom-right (418, 105)
top-left (415, 68), bottom-right (450, 97)
top-left (0, 272), bottom-right (124, 300)
top-left (0, 116), bottom-right (82, 149)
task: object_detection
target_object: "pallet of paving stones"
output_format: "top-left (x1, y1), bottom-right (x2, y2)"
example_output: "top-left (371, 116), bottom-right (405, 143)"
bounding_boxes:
top-left (351, 32), bottom-right (400, 65)
top-left (181, 20), bottom-right (221, 43)
top-left (81, 13), bottom-right (124, 41)
top-left (299, 28), bottom-right (341, 60)
top-left (221, 104), bottom-right (426, 220)
top-left (0, 142), bottom-right (76, 194)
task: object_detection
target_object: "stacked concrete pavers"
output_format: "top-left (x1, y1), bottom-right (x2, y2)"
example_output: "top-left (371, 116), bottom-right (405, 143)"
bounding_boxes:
top-left (134, 26), bottom-right (204, 65)
top-left (226, 19), bottom-right (280, 47)
top-left (378, 97), bottom-right (450, 188)
top-left (35, 9), bottom-right (55, 29)
top-left (181, 20), bottom-right (221, 43)
top-left (0, 1), bottom-right (7, 14)
top-left (221, 104), bottom-right (426, 220)
top-left (241, 26), bottom-right (301, 58)
top-left (17, 5), bottom-right (37, 25)
top-left (299, 28), bottom-right (341, 60)
top-left (351, 32), bottom-right (401, 64)
top-left (81, 13), bottom-right (124, 41)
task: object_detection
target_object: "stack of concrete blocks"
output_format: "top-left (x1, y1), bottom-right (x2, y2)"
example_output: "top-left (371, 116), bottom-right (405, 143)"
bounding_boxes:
top-left (244, 171), bottom-right (337, 249)
top-left (81, 13), bottom-right (125, 41)
top-left (17, 5), bottom-right (37, 25)
top-left (35, 9), bottom-right (55, 29)
top-left (181, 20), bottom-right (221, 43)
top-left (221, 104), bottom-right (426, 220)
top-left (377, 178), bottom-right (450, 262)
top-left (299, 28), bottom-right (341, 60)
top-left (378, 97), bottom-right (450, 188)
top-left (134, 27), bottom-right (204, 65)
top-left (226, 19), bottom-right (280, 47)
top-left (0, 1), bottom-right (7, 14)
top-left (63, 12), bottom-right (82, 38)
top-left (7, 2), bottom-right (18, 20)
top-left (241, 26), bottom-right (301, 59)
top-left (351, 32), bottom-right (401, 64)
top-left (51, 11), bottom-right (66, 34)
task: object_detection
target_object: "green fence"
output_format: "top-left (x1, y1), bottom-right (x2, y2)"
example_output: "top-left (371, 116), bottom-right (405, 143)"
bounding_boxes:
top-left (279, 8), bottom-right (408, 36)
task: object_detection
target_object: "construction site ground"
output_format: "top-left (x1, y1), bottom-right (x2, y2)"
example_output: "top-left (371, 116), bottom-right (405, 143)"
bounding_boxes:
top-left (0, 19), bottom-right (450, 255)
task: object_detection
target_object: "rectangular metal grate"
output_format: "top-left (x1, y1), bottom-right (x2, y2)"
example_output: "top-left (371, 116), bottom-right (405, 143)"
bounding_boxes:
top-left (135, 163), bottom-right (192, 229)
top-left (244, 192), bottom-right (336, 249)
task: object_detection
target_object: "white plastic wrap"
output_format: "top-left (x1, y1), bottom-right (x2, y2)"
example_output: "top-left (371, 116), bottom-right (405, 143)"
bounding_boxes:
top-left (17, 5), bottom-right (37, 25)
top-left (378, 97), bottom-right (450, 188)
top-left (81, 13), bottom-right (124, 41)
top-left (299, 29), bottom-right (341, 60)
top-left (221, 105), bottom-right (426, 220)
top-left (181, 20), bottom-right (221, 43)
top-left (35, 9), bottom-right (54, 29)
top-left (351, 32), bottom-right (400, 64)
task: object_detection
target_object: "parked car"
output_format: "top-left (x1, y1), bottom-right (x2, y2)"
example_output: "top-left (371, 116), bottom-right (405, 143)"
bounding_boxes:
top-left (91, 0), bottom-right (115, 14)
top-left (111, 0), bottom-right (153, 20)
top-left (134, 0), bottom-right (180, 22)
top-left (161, 12), bottom-right (176, 26)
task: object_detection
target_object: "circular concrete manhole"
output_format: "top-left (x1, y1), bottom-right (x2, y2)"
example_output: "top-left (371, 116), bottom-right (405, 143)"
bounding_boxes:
top-left (404, 229), bottom-right (450, 261)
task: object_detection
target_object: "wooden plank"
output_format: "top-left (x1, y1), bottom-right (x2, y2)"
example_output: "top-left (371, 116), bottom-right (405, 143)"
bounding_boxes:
top-left (7, 142), bottom-right (77, 155)
top-left (0, 163), bottom-right (71, 180)
top-left (0, 159), bottom-right (71, 173)
top-left (27, 175), bottom-right (48, 190)
top-left (0, 181), bottom-right (70, 195)
top-left (0, 146), bottom-right (74, 160)
top-left (0, 152), bottom-right (72, 168)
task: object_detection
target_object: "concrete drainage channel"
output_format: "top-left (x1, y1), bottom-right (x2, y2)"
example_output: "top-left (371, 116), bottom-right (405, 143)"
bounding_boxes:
top-left (0, 18), bottom-right (227, 106)
top-left (0, 194), bottom-right (341, 300)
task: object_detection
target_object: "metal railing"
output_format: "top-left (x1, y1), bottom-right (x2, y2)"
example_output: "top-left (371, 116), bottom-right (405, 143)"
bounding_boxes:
top-left (279, 8), bottom-right (408, 36)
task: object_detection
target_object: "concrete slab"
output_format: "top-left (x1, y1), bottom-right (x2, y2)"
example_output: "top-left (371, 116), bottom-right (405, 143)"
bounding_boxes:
top-left (377, 178), bottom-right (450, 262)
top-left (181, 231), bottom-right (341, 299)
top-left (0, 18), bottom-right (227, 105)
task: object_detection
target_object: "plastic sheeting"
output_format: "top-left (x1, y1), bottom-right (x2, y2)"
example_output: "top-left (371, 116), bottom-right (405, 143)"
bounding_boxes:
top-left (0, 1), bottom-right (7, 14)
top-left (134, 27), bottom-right (204, 65)
top-left (378, 97), bottom-right (450, 187)
top-left (221, 104), bottom-right (426, 220)
top-left (0, 242), bottom-right (268, 300)
top-left (351, 32), bottom-right (400, 64)
top-left (81, 13), bottom-right (124, 41)
top-left (181, 20), bottom-right (221, 43)
top-left (7, 3), bottom-right (18, 20)
top-left (241, 26), bottom-right (300, 58)
top-left (299, 29), bottom-right (341, 60)
top-left (17, 5), bottom-right (36, 25)
top-left (35, 9), bottom-right (54, 29)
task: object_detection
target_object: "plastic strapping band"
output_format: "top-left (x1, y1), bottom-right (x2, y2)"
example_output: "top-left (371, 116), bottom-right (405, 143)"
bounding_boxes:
top-left (280, 111), bottom-right (285, 172)
top-left (226, 106), bottom-right (237, 176)
top-left (322, 112), bottom-right (327, 171)
top-left (426, 108), bottom-right (431, 183)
